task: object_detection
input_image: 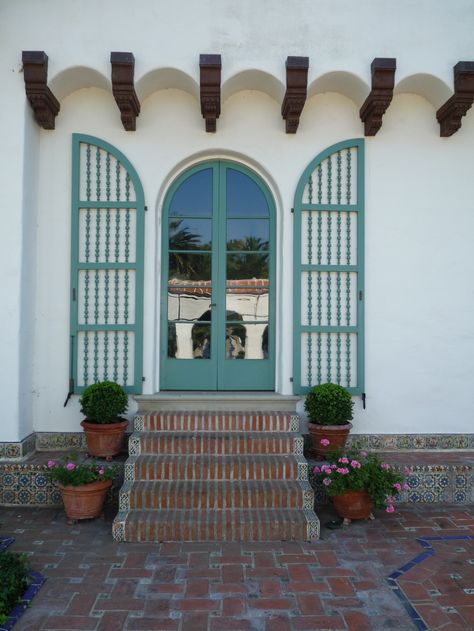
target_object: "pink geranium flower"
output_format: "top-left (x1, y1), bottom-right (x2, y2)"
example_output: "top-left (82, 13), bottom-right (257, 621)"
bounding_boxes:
top-left (336, 467), bottom-right (350, 475)
top-left (47, 460), bottom-right (56, 469)
top-left (403, 483), bottom-right (410, 491)
top-left (323, 478), bottom-right (332, 486)
top-left (320, 438), bottom-right (330, 447)
top-left (350, 460), bottom-right (361, 469)
top-left (66, 463), bottom-right (76, 471)
top-left (359, 450), bottom-right (368, 458)
top-left (338, 457), bottom-right (349, 464)
top-left (313, 466), bottom-right (321, 474)
top-left (386, 505), bottom-right (395, 513)
top-left (98, 468), bottom-right (105, 475)
top-left (381, 463), bottom-right (390, 470)
top-left (393, 483), bottom-right (402, 492)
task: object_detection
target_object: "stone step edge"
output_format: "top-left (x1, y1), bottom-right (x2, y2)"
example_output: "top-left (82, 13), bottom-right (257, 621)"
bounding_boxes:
top-left (118, 480), bottom-right (314, 512)
top-left (128, 433), bottom-right (304, 456)
top-left (112, 507), bottom-right (320, 542)
top-left (124, 454), bottom-right (309, 482)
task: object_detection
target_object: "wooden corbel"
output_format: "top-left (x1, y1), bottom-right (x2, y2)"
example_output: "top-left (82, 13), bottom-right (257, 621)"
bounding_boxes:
top-left (281, 56), bottom-right (309, 134)
top-left (359, 58), bottom-right (396, 136)
top-left (110, 52), bottom-right (140, 131)
top-left (200, 54), bottom-right (221, 132)
top-left (436, 62), bottom-right (474, 137)
top-left (22, 51), bottom-right (60, 130)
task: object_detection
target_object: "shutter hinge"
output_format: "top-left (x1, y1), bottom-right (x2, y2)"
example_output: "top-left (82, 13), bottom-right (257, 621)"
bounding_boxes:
top-left (72, 288), bottom-right (76, 301)
top-left (144, 205), bottom-right (148, 212)
top-left (289, 377), bottom-right (294, 382)
top-left (291, 207), bottom-right (294, 214)
top-left (142, 376), bottom-right (146, 382)
top-left (359, 290), bottom-right (363, 301)
top-left (362, 392), bottom-right (366, 409)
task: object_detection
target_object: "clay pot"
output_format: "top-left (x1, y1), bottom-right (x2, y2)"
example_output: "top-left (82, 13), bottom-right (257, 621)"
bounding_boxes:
top-left (333, 490), bottom-right (373, 521)
top-left (58, 479), bottom-right (112, 522)
top-left (308, 422), bottom-right (352, 457)
top-left (81, 419), bottom-right (128, 459)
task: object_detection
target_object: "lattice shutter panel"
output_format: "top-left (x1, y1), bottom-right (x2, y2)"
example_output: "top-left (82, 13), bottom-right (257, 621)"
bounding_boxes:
top-left (70, 134), bottom-right (145, 393)
top-left (293, 139), bottom-right (364, 394)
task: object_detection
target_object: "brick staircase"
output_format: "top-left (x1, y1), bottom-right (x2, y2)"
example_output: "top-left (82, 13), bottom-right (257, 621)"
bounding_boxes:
top-left (113, 405), bottom-right (319, 542)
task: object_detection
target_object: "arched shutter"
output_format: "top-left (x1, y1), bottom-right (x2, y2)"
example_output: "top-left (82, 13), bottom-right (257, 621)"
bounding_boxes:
top-left (70, 134), bottom-right (145, 393)
top-left (293, 139), bottom-right (364, 394)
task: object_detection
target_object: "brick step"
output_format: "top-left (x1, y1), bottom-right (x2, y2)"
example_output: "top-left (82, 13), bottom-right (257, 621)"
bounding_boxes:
top-left (131, 432), bottom-right (303, 456)
top-left (136, 411), bottom-right (299, 433)
top-left (113, 508), bottom-right (319, 542)
top-left (120, 480), bottom-right (314, 510)
top-left (127, 454), bottom-right (307, 481)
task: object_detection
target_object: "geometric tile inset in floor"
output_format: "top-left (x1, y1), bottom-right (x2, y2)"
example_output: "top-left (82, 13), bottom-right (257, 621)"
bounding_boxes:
top-left (387, 535), bottom-right (474, 631)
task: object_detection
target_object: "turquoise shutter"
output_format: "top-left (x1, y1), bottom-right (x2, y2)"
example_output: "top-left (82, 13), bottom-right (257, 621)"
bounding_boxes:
top-left (293, 139), bottom-right (364, 395)
top-left (70, 134), bottom-right (145, 393)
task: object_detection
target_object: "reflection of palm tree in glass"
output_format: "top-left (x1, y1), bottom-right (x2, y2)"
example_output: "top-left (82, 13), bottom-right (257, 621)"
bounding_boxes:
top-left (169, 219), bottom-right (207, 280)
top-left (227, 237), bottom-right (269, 280)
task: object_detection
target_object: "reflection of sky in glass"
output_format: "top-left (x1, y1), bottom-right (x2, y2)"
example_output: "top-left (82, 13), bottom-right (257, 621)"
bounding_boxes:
top-left (169, 219), bottom-right (212, 250)
top-left (169, 169), bottom-right (212, 216)
top-left (227, 219), bottom-right (269, 248)
top-left (227, 169), bottom-right (268, 217)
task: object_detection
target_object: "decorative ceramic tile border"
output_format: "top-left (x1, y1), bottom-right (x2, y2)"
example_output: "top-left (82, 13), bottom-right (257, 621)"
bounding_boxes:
top-left (35, 432), bottom-right (86, 452)
top-left (0, 538), bottom-right (46, 631)
top-left (386, 535), bottom-right (474, 631)
top-left (0, 434), bottom-right (36, 460)
top-left (347, 434), bottom-right (474, 450)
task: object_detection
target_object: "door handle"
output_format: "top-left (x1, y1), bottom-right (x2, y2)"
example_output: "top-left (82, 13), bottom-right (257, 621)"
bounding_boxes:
top-left (210, 303), bottom-right (217, 307)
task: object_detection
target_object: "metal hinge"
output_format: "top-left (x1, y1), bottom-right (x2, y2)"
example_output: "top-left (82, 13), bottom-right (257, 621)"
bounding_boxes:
top-left (72, 288), bottom-right (76, 301)
top-left (291, 207), bottom-right (294, 214)
top-left (359, 290), bottom-right (364, 301)
top-left (290, 377), bottom-right (294, 382)
top-left (362, 392), bottom-right (366, 409)
top-left (144, 205), bottom-right (148, 212)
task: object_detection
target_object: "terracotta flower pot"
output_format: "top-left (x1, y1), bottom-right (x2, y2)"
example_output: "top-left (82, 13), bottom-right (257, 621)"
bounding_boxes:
top-left (333, 490), bottom-right (373, 521)
top-left (308, 422), bottom-right (352, 457)
top-left (58, 479), bottom-right (112, 522)
top-left (81, 419), bottom-right (128, 459)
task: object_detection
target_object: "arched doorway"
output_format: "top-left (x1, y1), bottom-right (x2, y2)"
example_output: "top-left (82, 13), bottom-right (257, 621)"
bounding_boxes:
top-left (160, 160), bottom-right (275, 390)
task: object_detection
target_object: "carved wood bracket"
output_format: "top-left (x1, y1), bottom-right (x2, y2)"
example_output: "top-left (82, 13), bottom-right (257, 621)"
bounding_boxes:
top-left (359, 58), bottom-right (396, 136)
top-left (281, 56), bottom-right (309, 134)
top-left (110, 52), bottom-right (140, 131)
top-left (436, 62), bottom-right (474, 137)
top-left (200, 54), bottom-right (221, 132)
top-left (22, 51), bottom-right (60, 130)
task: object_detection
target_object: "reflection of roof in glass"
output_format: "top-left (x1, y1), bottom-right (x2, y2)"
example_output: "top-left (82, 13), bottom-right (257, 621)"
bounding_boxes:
top-left (168, 278), bottom-right (268, 296)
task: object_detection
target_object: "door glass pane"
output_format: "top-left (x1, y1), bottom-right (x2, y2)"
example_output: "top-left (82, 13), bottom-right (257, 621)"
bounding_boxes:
top-left (169, 169), bottom-right (213, 217)
top-left (227, 169), bottom-right (269, 217)
top-left (168, 322), bottom-right (211, 359)
top-left (225, 323), bottom-right (269, 360)
top-left (169, 218), bottom-right (211, 251)
top-left (169, 253), bottom-right (211, 282)
top-left (227, 219), bottom-right (269, 250)
top-left (227, 253), bottom-right (269, 280)
top-left (226, 288), bottom-right (269, 321)
top-left (168, 293), bottom-right (212, 322)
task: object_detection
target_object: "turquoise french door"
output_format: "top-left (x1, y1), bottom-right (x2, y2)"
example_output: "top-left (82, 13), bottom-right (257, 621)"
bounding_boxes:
top-left (160, 161), bottom-right (275, 390)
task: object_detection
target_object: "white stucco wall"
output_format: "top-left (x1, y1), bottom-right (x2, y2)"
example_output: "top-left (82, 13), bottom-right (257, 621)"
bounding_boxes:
top-left (1, 0), bottom-right (473, 441)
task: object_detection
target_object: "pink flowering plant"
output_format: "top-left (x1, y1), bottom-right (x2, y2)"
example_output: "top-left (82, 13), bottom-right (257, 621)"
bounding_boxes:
top-left (313, 441), bottom-right (410, 512)
top-left (45, 453), bottom-right (118, 486)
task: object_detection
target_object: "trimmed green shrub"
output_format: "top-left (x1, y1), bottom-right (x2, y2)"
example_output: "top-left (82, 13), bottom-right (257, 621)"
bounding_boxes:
top-left (79, 381), bottom-right (128, 424)
top-left (304, 383), bottom-right (354, 426)
top-left (0, 552), bottom-right (30, 624)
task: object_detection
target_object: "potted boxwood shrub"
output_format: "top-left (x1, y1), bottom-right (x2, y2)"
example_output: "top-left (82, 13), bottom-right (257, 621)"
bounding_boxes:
top-left (79, 381), bottom-right (128, 459)
top-left (46, 455), bottom-right (118, 524)
top-left (304, 383), bottom-right (354, 457)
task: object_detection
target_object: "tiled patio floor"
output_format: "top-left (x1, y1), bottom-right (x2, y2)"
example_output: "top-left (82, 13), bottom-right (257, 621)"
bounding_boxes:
top-left (1, 504), bottom-right (473, 631)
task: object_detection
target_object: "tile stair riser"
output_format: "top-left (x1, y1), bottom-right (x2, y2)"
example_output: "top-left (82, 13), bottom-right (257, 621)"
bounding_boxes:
top-left (134, 433), bottom-right (303, 456)
top-left (114, 508), bottom-right (318, 542)
top-left (123, 480), bottom-right (314, 510)
top-left (128, 455), bottom-right (307, 481)
top-left (137, 412), bottom-right (299, 432)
